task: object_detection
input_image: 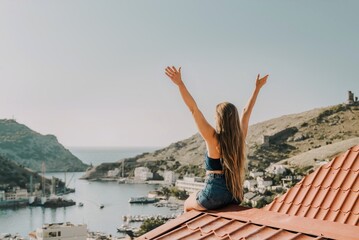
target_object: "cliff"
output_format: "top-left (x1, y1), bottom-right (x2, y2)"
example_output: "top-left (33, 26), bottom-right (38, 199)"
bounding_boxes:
top-left (0, 119), bottom-right (88, 172)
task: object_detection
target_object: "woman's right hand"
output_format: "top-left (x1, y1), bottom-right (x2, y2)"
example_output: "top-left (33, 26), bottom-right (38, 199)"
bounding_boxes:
top-left (165, 66), bottom-right (183, 86)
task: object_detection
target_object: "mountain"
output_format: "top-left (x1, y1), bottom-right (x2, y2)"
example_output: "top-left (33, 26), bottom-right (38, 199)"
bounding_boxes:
top-left (82, 103), bottom-right (359, 179)
top-left (0, 119), bottom-right (88, 172)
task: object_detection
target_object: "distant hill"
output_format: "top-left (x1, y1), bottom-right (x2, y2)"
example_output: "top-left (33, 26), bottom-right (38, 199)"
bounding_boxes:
top-left (0, 119), bottom-right (88, 172)
top-left (82, 104), bottom-right (359, 179)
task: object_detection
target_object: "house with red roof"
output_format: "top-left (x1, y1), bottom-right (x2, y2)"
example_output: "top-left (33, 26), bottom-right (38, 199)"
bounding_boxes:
top-left (138, 145), bottom-right (359, 240)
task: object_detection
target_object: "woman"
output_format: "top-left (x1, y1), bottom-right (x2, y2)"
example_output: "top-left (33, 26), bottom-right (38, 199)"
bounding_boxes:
top-left (165, 66), bottom-right (268, 211)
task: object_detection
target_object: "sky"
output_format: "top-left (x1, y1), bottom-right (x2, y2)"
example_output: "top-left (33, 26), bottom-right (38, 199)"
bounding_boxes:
top-left (0, 0), bottom-right (358, 148)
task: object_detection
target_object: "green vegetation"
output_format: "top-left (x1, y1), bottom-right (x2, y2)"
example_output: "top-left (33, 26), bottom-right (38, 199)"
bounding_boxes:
top-left (0, 155), bottom-right (65, 194)
top-left (175, 164), bottom-right (206, 178)
top-left (137, 217), bottom-right (167, 236)
top-left (294, 166), bottom-right (312, 175)
top-left (158, 186), bottom-right (189, 200)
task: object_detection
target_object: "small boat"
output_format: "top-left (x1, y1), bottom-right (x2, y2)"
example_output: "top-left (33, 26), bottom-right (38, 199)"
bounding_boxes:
top-left (117, 178), bottom-right (127, 184)
top-left (129, 197), bottom-right (158, 204)
top-left (100, 204), bottom-right (104, 209)
top-left (78, 202), bottom-right (84, 207)
top-left (117, 225), bottom-right (139, 233)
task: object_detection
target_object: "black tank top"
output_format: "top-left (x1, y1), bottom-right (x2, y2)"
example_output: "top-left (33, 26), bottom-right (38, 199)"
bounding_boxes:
top-left (205, 152), bottom-right (223, 171)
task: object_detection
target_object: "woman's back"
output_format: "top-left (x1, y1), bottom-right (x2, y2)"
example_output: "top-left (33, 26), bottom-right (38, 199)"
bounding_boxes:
top-left (165, 66), bottom-right (268, 211)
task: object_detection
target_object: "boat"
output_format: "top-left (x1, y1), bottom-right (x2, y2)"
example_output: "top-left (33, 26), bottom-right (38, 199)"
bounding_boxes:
top-left (117, 224), bottom-right (139, 233)
top-left (117, 178), bottom-right (127, 184)
top-left (42, 197), bottom-right (76, 208)
top-left (100, 204), bottom-right (104, 209)
top-left (78, 202), bottom-right (84, 207)
top-left (128, 197), bottom-right (158, 204)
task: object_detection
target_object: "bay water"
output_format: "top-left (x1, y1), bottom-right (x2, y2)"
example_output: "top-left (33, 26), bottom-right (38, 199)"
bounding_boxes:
top-left (0, 147), bottom-right (177, 237)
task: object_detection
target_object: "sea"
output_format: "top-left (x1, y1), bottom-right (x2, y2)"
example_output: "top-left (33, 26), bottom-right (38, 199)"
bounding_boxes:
top-left (0, 147), bottom-right (178, 237)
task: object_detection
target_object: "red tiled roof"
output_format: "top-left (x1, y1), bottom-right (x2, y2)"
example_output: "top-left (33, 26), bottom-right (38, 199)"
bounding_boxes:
top-left (139, 206), bottom-right (359, 239)
top-left (264, 145), bottom-right (359, 226)
top-left (138, 145), bottom-right (359, 240)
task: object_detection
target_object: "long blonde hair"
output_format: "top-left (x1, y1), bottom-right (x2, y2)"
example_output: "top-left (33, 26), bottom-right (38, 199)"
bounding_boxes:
top-left (215, 102), bottom-right (246, 202)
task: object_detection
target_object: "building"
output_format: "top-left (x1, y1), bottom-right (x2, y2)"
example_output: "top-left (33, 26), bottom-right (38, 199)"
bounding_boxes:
top-left (0, 191), bottom-right (5, 201)
top-left (139, 145), bottom-right (359, 240)
top-left (281, 175), bottom-right (303, 187)
top-left (243, 192), bottom-right (256, 203)
top-left (163, 170), bottom-right (177, 184)
top-left (346, 90), bottom-right (359, 105)
top-left (243, 179), bottom-right (257, 191)
top-left (107, 168), bottom-right (120, 178)
top-left (249, 171), bottom-right (264, 178)
top-left (256, 177), bottom-right (273, 189)
top-left (29, 222), bottom-right (87, 240)
top-left (5, 187), bottom-right (28, 201)
top-left (175, 176), bottom-right (205, 193)
top-left (266, 164), bottom-right (287, 175)
top-left (134, 167), bottom-right (153, 181)
top-left (251, 195), bottom-right (264, 207)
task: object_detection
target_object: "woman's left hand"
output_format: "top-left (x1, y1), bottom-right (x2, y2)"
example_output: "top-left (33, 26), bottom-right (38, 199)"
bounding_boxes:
top-left (165, 66), bottom-right (183, 86)
top-left (256, 74), bottom-right (269, 89)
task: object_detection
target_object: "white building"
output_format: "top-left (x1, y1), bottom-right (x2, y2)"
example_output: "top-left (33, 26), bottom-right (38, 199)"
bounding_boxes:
top-left (15, 188), bottom-right (28, 199)
top-left (249, 171), bottom-right (264, 178)
top-left (266, 164), bottom-right (287, 175)
top-left (251, 195), bottom-right (264, 207)
top-left (175, 177), bottom-right (205, 193)
top-left (257, 177), bottom-right (273, 188)
top-left (29, 222), bottom-right (87, 240)
top-left (107, 168), bottom-right (120, 178)
top-left (5, 187), bottom-right (28, 200)
top-left (134, 167), bottom-right (153, 181)
top-left (243, 180), bottom-right (257, 191)
top-left (281, 175), bottom-right (303, 187)
top-left (163, 171), bottom-right (177, 184)
top-left (243, 192), bottom-right (256, 203)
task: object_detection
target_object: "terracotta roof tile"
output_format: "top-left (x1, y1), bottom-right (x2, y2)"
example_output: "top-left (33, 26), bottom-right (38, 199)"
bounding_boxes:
top-left (139, 206), bottom-right (359, 239)
top-left (138, 145), bottom-right (359, 240)
top-left (264, 145), bottom-right (359, 226)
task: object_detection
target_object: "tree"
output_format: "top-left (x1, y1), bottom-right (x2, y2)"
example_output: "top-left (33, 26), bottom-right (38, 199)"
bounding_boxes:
top-left (137, 217), bottom-right (167, 236)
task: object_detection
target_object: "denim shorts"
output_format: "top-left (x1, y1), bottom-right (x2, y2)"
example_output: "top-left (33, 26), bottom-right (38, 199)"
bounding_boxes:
top-left (196, 173), bottom-right (239, 210)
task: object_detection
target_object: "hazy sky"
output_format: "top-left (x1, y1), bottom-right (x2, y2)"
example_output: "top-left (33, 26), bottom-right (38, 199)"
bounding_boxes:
top-left (0, 1), bottom-right (358, 147)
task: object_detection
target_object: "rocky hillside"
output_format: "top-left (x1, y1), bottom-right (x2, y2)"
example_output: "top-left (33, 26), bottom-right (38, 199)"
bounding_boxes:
top-left (82, 103), bottom-right (359, 179)
top-left (0, 119), bottom-right (88, 172)
top-left (0, 155), bottom-right (51, 190)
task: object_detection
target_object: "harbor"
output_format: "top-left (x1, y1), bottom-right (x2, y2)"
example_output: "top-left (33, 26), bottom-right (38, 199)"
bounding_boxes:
top-left (0, 172), bottom-right (181, 237)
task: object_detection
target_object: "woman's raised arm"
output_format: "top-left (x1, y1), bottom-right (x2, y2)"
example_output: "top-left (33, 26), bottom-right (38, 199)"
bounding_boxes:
top-left (165, 66), bottom-right (217, 146)
top-left (240, 74), bottom-right (268, 138)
